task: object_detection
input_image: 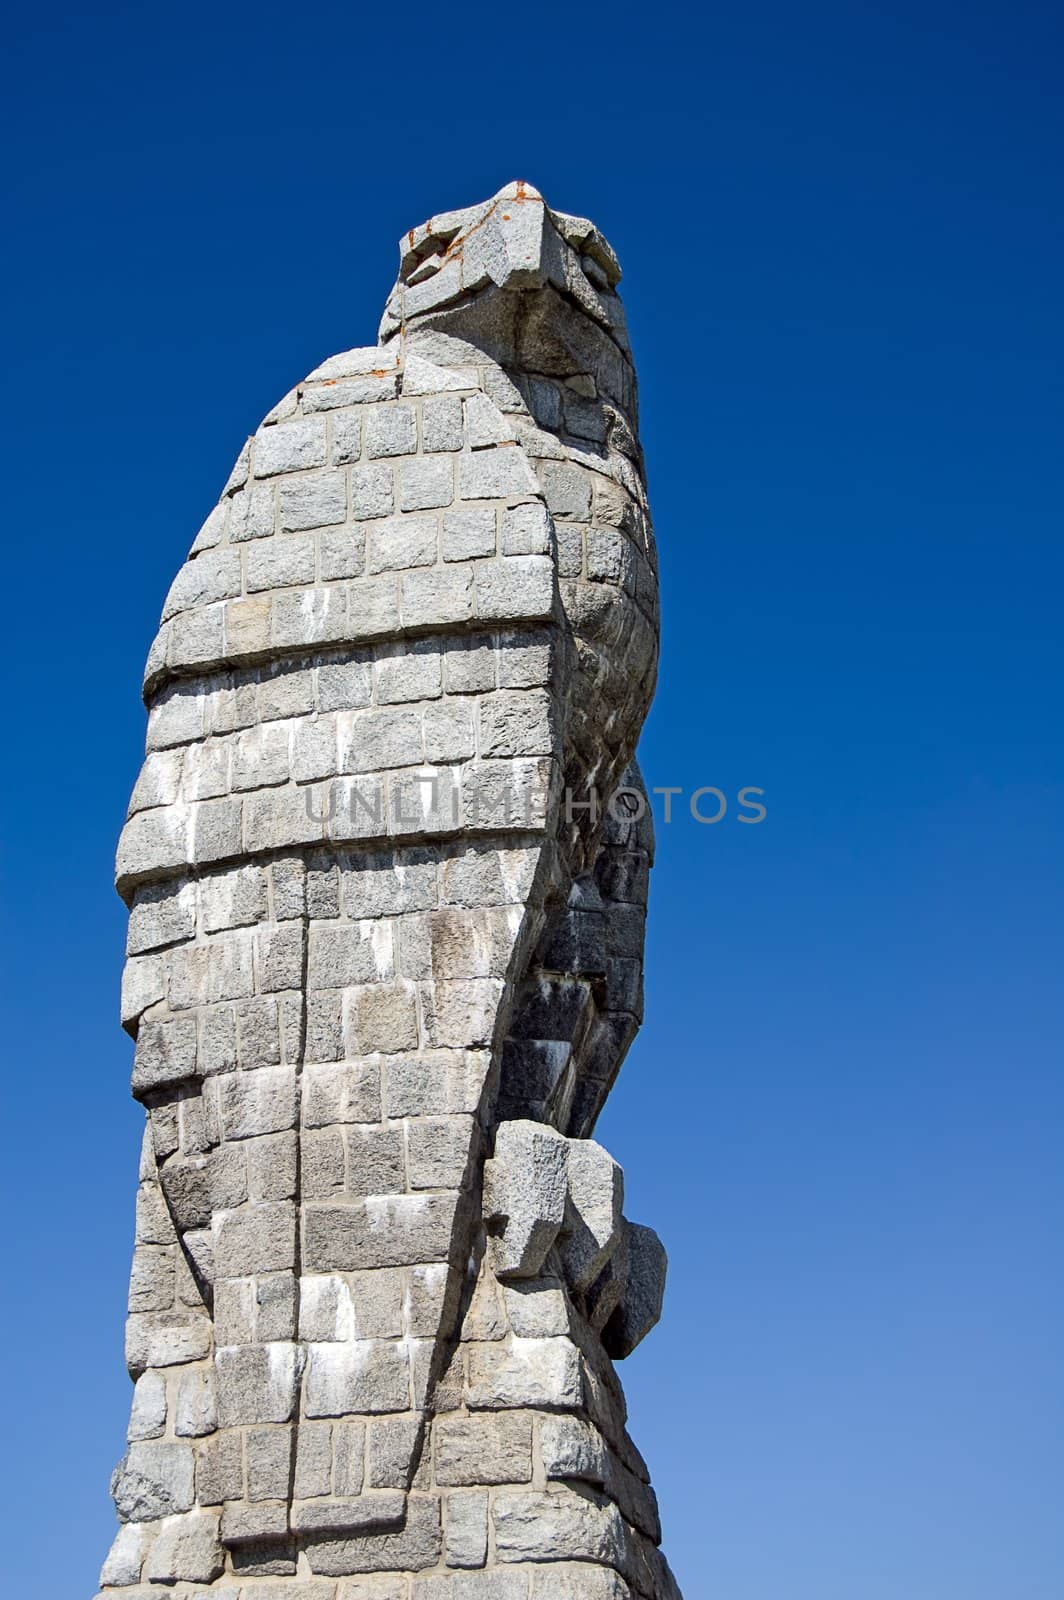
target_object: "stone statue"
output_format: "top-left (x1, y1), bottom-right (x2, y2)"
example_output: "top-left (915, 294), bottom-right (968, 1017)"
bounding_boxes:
top-left (100, 181), bottom-right (680, 1600)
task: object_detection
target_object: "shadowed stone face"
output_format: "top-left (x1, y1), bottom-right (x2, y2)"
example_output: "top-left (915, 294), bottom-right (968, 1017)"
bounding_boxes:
top-left (98, 182), bottom-right (679, 1600)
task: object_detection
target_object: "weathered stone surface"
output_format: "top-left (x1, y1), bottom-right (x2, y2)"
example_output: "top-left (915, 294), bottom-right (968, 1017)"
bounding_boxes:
top-left (143, 1509), bottom-right (224, 1582)
top-left (195, 1429), bottom-right (244, 1506)
top-left (559, 1139), bottom-right (624, 1293)
top-left (127, 1371), bottom-right (167, 1441)
top-left (466, 1336), bottom-right (583, 1411)
top-left (368, 1413), bottom-right (423, 1489)
top-left (99, 1522), bottom-right (150, 1586)
top-left (492, 1486), bottom-right (624, 1566)
top-left (98, 181), bottom-right (676, 1597)
top-left (242, 1588), bottom-right (335, 1600)
top-left (111, 1442), bottom-right (196, 1521)
top-left (174, 1366), bottom-right (217, 1436)
top-left (290, 1492), bottom-right (406, 1533)
top-left (414, 1575), bottom-right (528, 1600)
top-left (482, 1120), bottom-right (569, 1280)
top-left (340, 1580), bottom-right (409, 1600)
top-left (444, 1489), bottom-right (489, 1568)
top-left (215, 1341), bottom-right (300, 1426)
top-left (529, 1565), bottom-right (633, 1599)
top-left (220, 1499), bottom-right (289, 1545)
top-left (305, 1495), bottom-right (442, 1574)
top-left (434, 1414), bottom-right (533, 1486)
top-left (304, 1339), bottom-right (411, 1417)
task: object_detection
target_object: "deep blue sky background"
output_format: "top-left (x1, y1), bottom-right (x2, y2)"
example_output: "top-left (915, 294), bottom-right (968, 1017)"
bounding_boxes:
top-left (1, 2), bottom-right (1061, 1595)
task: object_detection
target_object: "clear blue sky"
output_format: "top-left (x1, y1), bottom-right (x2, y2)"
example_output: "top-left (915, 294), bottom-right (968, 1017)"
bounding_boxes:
top-left (1, 2), bottom-right (1061, 1596)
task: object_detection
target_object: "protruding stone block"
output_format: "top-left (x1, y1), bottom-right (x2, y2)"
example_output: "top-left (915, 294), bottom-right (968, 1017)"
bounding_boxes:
top-left (559, 1138), bottom-right (624, 1293)
top-left (602, 1221), bottom-right (668, 1360)
top-left (482, 1120), bottom-right (569, 1280)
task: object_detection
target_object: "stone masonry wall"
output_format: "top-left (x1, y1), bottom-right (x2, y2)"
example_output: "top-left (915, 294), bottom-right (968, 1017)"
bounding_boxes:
top-left (97, 182), bottom-right (680, 1600)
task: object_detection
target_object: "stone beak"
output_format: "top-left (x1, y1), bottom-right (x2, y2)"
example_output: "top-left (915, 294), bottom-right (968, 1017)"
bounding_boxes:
top-left (466, 181), bottom-right (567, 294)
top-left (392, 181), bottom-right (569, 327)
